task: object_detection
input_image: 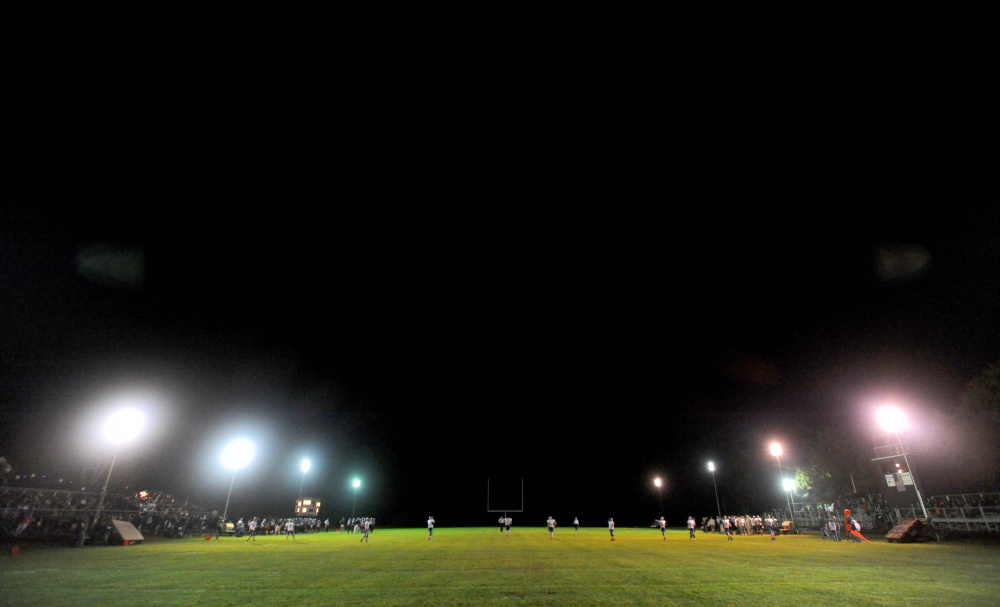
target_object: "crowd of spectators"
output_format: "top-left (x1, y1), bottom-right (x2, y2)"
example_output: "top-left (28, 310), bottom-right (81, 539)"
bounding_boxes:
top-left (1, 486), bottom-right (216, 544)
top-left (927, 493), bottom-right (1000, 518)
top-left (693, 514), bottom-right (784, 535)
top-left (1, 485), bottom-right (363, 545)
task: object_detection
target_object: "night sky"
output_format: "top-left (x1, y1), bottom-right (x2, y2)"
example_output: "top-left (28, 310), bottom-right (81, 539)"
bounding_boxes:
top-left (3, 29), bottom-right (998, 528)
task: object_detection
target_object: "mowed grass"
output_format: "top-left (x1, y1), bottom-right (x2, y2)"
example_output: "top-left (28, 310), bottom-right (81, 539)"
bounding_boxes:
top-left (2, 527), bottom-right (998, 606)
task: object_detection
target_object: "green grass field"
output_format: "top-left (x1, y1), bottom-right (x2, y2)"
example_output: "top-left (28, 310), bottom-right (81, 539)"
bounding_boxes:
top-left (2, 528), bottom-right (998, 606)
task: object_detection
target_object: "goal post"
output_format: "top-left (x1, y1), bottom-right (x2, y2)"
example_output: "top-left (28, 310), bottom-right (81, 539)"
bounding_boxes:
top-left (487, 478), bottom-right (524, 513)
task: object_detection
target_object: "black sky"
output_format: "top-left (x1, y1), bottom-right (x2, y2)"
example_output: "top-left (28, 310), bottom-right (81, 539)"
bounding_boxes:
top-left (2, 26), bottom-right (999, 526)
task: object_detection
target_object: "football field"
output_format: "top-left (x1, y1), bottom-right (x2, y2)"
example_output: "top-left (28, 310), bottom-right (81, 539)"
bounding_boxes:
top-left (2, 528), bottom-right (998, 606)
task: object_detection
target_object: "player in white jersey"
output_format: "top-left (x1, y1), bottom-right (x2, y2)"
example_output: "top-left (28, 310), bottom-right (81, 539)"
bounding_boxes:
top-left (547, 516), bottom-right (556, 539)
top-left (504, 516), bottom-right (512, 537)
top-left (573, 517), bottom-right (580, 531)
top-left (246, 517), bottom-right (258, 543)
top-left (658, 516), bottom-right (666, 540)
top-left (765, 515), bottom-right (776, 540)
top-left (427, 516), bottom-right (435, 541)
top-left (284, 519), bottom-right (295, 541)
top-left (687, 516), bottom-right (696, 539)
top-left (608, 518), bottom-right (615, 541)
top-left (360, 518), bottom-right (370, 543)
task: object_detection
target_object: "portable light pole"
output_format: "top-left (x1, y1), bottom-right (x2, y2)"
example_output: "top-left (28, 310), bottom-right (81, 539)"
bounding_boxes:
top-left (877, 405), bottom-right (930, 520)
top-left (299, 459), bottom-right (311, 498)
top-left (708, 462), bottom-right (722, 520)
top-left (221, 438), bottom-right (255, 523)
top-left (770, 442), bottom-right (794, 522)
top-left (89, 408), bottom-right (145, 538)
top-left (351, 478), bottom-right (361, 519)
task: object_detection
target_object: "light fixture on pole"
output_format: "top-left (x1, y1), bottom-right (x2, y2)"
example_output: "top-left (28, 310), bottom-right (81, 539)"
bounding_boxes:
top-left (708, 461), bottom-right (721, 519)
top-left (877, 405), bottom-right (929, 519)
top-left (653, 477), bottom-right (664, 517)
top-left (770, 442), bottom-right (793, 522)
top-left (89, 408), bottom-right (145, 537)
top-left (220, 438), bottom-right (255, 522)
top-left (351, 478), bottom-right (361, 519)
top-left (299, 459), bottom-right (311, 498)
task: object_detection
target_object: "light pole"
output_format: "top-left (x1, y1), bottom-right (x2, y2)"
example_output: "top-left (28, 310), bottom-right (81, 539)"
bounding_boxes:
top-left (877, 405), bottom-right (930, 520)
top-left (351, 478), bottom-right (361, 519)
top-left (783, 478), bottom-right (797, 527)
top-left (770, 442), bottom-right (793, 522)
top-left (653, 477), bottom-right (664, 517)
top-left (89, 408), bottom-right (145, 537)
top-left (299, 459), bottom-right (311, 498)
top-left (708, 462), bottom-right (721, 519)
top-left (221, 438), bottom-right (255, 522)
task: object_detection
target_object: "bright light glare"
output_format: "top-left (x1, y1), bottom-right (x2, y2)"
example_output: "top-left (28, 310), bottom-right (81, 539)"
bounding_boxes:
top-left (352, 479), bottom-right (361, 489)
top-left (221, 438), bottom-right (255, 470)
top-left (769, 442), bottom-right (782, 457)
top-left (654, 477), bottom-right (662, 488)
top-left (103, 408), bottom-right (145, 443)
top-left (301, 459), bottom-right (311, 474)
top-left (877, 405), bottom-right (909, 433)
top-left (708, 461), bottom-right (715, 472)
top-left (783, 478), bottom-right (796, 492)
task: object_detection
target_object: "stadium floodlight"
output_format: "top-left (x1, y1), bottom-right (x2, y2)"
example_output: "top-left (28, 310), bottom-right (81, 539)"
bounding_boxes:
top-left (103, 408), bottom-right (145, 443)
top-left (299, 459), bottom-right (311, 498)
top-left (769, 442), bottom-right (793, 522)
top-left (876, 405), bottom-right (929, 519)
top-left (89, 408), bottom-right (146, 538)
top-left (220, 438), bottom-right (255, 522)
top-left (653, 477), bottom-right (663, 517)
top-left (707, 462), bottom-right (721, 519)
top-left (351, 478), bottom-right (361, 518)
top-left (876, 405), bottom-right (909, 434)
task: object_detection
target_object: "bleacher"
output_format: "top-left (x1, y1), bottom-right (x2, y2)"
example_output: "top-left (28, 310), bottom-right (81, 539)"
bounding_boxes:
top-left (788, 496), bottom-right (888, 532)
top-left (897, 493), bottom-right (1000, 533)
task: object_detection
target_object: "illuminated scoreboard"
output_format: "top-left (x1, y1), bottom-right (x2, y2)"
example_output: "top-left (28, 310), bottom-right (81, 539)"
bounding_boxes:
top-left (295, 497), bottom-right (321, 515)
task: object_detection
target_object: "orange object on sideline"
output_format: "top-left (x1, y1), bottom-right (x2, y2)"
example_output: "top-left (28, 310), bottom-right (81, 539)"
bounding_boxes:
top-left (11, 547), bottom-right (19, 555)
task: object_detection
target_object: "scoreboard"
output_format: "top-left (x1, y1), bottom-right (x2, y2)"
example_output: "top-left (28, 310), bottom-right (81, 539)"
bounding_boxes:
top-left (295, 497), bottom-right (321, 515)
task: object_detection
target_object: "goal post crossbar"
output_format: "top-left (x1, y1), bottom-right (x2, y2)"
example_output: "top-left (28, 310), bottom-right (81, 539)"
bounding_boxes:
top-left (486, 478), bottom-right (524, 513)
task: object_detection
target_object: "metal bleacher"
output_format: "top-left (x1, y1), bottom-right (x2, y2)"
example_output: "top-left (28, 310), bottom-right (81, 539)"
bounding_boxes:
top-left (789, 497), bottom-right (887, 532)
top-left (899, 493), bottom-right (1000, 533)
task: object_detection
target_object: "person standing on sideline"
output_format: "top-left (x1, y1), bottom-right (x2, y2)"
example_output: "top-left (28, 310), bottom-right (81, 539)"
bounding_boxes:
top-left (658, 516), bottom-right (667, 540)
top-left (284, 519), bottom-right (296, 542)
top-left (765, 515), bottom-right (776, 540)
top-left (427, 516), bottom-right (435, 541)
top-left (360, 518), bottom-right (370, 543)
top-left (608, 517), bottom-right (615, 541)
top-left (687, 516), bottom-right (696, 539)
top-left (723, 516), bottom-right (733, 540)
top-left (547, 516), bottom-right (556, 539)
top-left (819, 515), bottom-right (831, 539)
top-left (324, 518), bottom-right (330, 532)
top-left (831, 517), bottom-right (841, 541)
top-left (573, 517), bottom-right (580, 531)
top-left (246, 517), bottom-right (258, 543)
